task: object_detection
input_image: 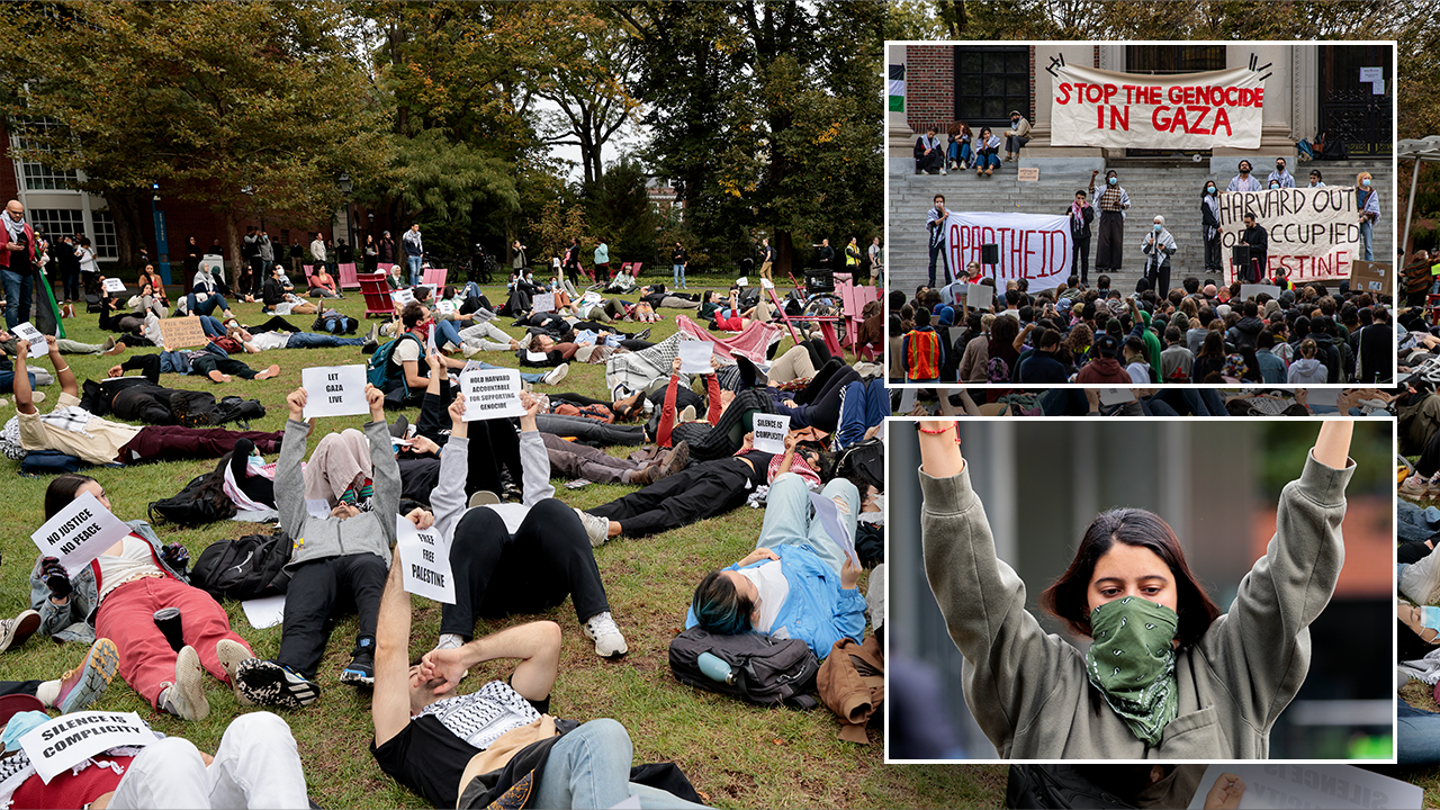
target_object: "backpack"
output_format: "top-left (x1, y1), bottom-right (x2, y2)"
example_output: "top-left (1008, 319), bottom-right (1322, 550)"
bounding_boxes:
top-left (668, 627), bottom-right (819, 709)
top-left (986, 355), bottom-right (1011, 384)
top-left (19, 450), bottom-right (85, 475)
top-left (552, 402), bottom-right (615, 423)
top-left (147, 469), bottom-right (237, 527)
top-left (189, 530), bottom-right (293, 601)
top-left (834, 438), bottom-right (883, 492)
top-left (1004, 765), bottom-right (1139, 809)
top-left (212, 396), bottom-right (266, 430)
top-left (366, 333), bottom-right (423, 394)
top-left (169, 390), bottom-right (220, 428)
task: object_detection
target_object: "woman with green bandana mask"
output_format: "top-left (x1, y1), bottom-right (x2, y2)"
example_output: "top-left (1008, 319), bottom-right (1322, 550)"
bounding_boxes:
top-left (915, 419), bottom-right (1355, 760)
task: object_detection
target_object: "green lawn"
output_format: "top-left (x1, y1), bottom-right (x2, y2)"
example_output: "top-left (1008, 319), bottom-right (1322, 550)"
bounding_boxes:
top-left (0, 275), bottom-right (1005, 808)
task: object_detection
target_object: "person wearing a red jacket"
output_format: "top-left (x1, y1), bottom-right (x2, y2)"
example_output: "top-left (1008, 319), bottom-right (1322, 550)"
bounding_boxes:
top-left (1074, 333), bottom-right (1132, 384)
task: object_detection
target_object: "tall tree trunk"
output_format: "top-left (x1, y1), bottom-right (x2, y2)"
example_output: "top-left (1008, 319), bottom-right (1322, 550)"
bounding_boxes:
top-left (775, 229), bottom-right (793, 278)
top-left (225, 216), bottom-right (241, 289)
top-left (102, 189), bottom-right (148, 269)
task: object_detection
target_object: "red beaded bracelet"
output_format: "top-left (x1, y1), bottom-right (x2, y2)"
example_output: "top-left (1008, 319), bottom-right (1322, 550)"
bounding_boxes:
top-left (917, 423), bottom-right (955, 435)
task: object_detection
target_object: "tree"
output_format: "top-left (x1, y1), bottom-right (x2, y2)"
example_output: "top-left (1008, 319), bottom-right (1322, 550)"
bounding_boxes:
top-left (581, 157), bottom-right (665, 266)
top-left (0, 1), bottom-right (390, 270)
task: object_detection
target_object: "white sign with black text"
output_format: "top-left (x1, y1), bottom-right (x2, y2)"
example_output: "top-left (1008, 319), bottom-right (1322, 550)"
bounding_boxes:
top-left (532, 292), bottom-right (556, 313)
top-left (395, 515), bottom-right (455, 603)
top-left (30, 491), bottom-right (132, 570)
top-left (751, 413), bottom-right (791, 454)
top-left (20, 711), bottom-right (155, 783)
top-left (1185, 763), bottom-right (1420, 809)
top-left (460, 368), bottom-right (526, 421)
top-left (102, 277), bottom-right (126, 294)
top-left (11, 322), bottom-right (47, 358)
top-left (301, 365), bottom-right (370, 419)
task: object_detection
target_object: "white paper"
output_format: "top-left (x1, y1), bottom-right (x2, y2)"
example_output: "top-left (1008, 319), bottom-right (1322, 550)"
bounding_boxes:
top-left (101, 277), bottom-right (126, 293)
top-left (1372, 79), bottom-right (1385, 95)
top-left (751, 413), bottom-right (790, 454)
top-left (31, 491), bottom-right (132, 570)
top-left (241, 593), bottom-right (287, 629)
top-left (436, 300), bottom-right (455, 316)
top-left (532, 292), bottom-right (556, 313)
top-left (392, 288), bottom-right (415, 306)
top-left (301, 365), bottom-right (370, 419)
top-left (425, 322), bottom-right (437, 356)
top-left (735, 276), bottom-right (748, 287)
top-left (460, 368), bottom-right (526, 421)
top-left (1098, 388), bottom-right (1137, 406)
top-left (11, 322), bottom-right (47, 358)
top-left (274, 302), bottom-right (293, 316)
top-left (898, 387), bottom-right (918, 414)
top-left (809, 492), bottom-right (859, 569)
top-left (1302, 386), bottom-right (1340, 408)
top-left (678, 340), bottom-right (714, 374)
top-left (20, 711), bottom-right (154, 783)
top-left (1239, 284), bottom-right (1282, 301)
top-left (608, 794), bottom-right (642, 810)
top-left (1185, 763), bottom-right (1418, 809)
top-left (395, 515), bottom-right (455, 604)
top-left (1359, 66), bottom-right (1383, 82)
top-left (306, 498), bottom-right (332, 519)
top-left (760, 278), bottom-right (774, 290)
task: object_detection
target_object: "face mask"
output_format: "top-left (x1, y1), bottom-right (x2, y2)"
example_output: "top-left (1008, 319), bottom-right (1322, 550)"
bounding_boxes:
top-left (1206, 186), bottom-right (1216, 195)
top-left (247, 454), bottom-right (264, 468)
top-left (1011, 119), bottom-right (1019, 125)
top-left (1276, 165), bottom-right (1284, 172)
top-left (1085, 596), bottom-right (1180, 746)
top-left (1309, 181), bottom-right (1318, 187)
top-left (1153, 224), bottom-right (1162, 232)
top-left (1108, 177), bottom-right (1117, 186)
top-left (1423, 605), bottom-right (1440, 632)
top-left (1362, 179), bottom-right (1371, 188)
top-left (1270, 183), bottom-right (1280, 190)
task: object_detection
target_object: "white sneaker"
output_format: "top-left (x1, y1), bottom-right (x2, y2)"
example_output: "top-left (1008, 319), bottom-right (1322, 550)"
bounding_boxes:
top-left (435, 633), bottom-right (465, 651)
top-left (583, 612), bottom-right (628, 658)
top-left (0, 610), bottom-right (40, 653)
top-left (542, 363), bottom-right (569, 386)
top-left (462, 341), bottom-right (482, 358)
top-left (30, 391), bottom-right (44, 405)
top-left (575, 508), bottom-right (610, 548)
top-left (160, 646), bottom-right (210, 721)
top-left (216, 638), bottom-right (256, 706)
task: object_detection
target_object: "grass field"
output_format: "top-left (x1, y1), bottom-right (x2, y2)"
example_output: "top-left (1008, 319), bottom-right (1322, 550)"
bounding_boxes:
top-left (1395, 466), bottom-right (1440, 807)
top-left (0, 274), bottom-right (1006, 808)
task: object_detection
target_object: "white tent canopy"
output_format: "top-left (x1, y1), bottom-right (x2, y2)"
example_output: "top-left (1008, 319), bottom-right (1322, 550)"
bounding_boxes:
top-left (1399, 137), bottom-right (1440, 261)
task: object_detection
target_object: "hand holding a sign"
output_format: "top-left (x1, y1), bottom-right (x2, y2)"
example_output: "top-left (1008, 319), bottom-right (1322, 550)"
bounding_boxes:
top-left (448, 391), bottom-right (469, 438)
top-left (40, 557), bottom-right (72, 601)
top-left (286, 387), bottom-right (308, 422)
top-left (366, 383), bottom-right (385, 423)
top-left (1200, 774), bottom-right (1245, 810)
top-left (840, 556), bottom-right (860, 590)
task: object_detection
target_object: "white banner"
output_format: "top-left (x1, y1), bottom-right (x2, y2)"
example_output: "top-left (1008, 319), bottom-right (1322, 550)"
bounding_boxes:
top-left (460, 368), bottom-right (525, 421)
top-left (1217, 188), bottom-right (1361, 284)
top-left (1052, 64), bottom-right (1265, 149)
top-left (395, 516), bottom-right (455, 604)
top-left (939, 211), bottom-right (1071, 292)
top-left (20, 711), bottom-right (154, 783)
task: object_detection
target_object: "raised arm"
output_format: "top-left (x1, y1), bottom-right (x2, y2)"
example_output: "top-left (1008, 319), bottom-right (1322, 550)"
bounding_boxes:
top-left (372, 550), bottom-right (413, 746)
top-left (275, 387), bottom-right (313, 536)
top-left (365, 384), bottom-right (401, 540)
top-left (515, 392), bottom-right (554, 507)
top-left (1196, 419), bottom-right (1355, 728)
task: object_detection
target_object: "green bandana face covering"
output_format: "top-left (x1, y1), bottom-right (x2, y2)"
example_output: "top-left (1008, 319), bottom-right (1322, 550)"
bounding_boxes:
top-left (1084, 596), bottom-right (1180, 746)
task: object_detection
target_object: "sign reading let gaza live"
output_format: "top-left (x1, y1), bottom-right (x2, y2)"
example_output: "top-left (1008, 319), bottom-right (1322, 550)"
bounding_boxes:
top-left (1052, 64), bottom-right (1265, 150)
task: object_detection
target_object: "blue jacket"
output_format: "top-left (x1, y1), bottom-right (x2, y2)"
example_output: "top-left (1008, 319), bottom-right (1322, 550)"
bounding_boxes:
top-left (685, 544), bottom-right (865, 659)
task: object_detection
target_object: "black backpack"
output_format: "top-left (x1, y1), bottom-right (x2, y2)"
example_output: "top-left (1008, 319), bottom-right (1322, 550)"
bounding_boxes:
top-left (212, 396), bottom-right (266, 429)
top-left (313, 310), bottom-right (358, 335)
top-left (189, 530), bottom-right (293, 601)
top-left (148, 468), bottom-right (237, 527)
top-left (835, 438), bottom-right (884, 493)
top-left (1004, 765), bottom-right (1138, 809)
top-left (668, 627), bottom-right (819, 709)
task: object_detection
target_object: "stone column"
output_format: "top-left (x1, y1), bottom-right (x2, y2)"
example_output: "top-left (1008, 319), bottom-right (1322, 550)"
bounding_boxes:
top-left (1210, 43), bottom-right (1297, 176)
top-left (887, 42), bottom-right (913, 176)
top-left (1024, 43), bottom-right (1106, 176)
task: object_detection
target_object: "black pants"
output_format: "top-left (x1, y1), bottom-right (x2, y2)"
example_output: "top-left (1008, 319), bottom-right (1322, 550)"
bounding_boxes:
top-left (670, 389), bottom-right (774, 461)
top-left (535, 414), bottom-right (645, 446)
top-left (248, 316), bottom-right (304, 334)
top-left (1096, 211), bottom-right (1123, 271)
top-left (413, 390), bottom-right (522, 497)
top-left (189, 353), bottom-right (258, 380)
top-left (588, 458), bottom-right (752, 537)
top-left (793, 364), bottom-right (860, 433)
top-left (441, 499), bottom-right (608, 636)
top-left (0, 680), bottom-right (41, 698)
top-left (278, 554), bottom-right (388, 678)
top-left (1418, 431), bottom-right (1440, 479)
top-left (1072, 236), bottom-right (1090, 285)
top-left (927, 237), bottom-right (949, 288)
top-left (1144, 258), bottom-right (1170, 297)
top-left (111, 385), bottom-right (175, 425)
top-left (1204, 234), bottom-right (1222, 272)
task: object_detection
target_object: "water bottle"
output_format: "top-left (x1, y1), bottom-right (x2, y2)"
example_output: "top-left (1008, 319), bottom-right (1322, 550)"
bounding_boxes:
top-left (697, 652), bottom-right (734, 685)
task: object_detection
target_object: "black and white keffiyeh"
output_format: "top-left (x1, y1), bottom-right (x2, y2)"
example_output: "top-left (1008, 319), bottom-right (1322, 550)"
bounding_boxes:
top-left (418, 679), bottom-right (540, 751)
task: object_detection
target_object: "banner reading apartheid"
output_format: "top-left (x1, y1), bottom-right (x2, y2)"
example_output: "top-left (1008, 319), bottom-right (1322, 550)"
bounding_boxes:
top-left (1217, 187), bottom-right (1361, 285)
top-left (1051, 64), bottom-right (1265, 150)
top-left (939, 211), bottom-right (1072, 292)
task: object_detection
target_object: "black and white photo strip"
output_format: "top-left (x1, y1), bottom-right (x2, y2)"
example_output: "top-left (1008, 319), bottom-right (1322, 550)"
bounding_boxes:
top-left (885, 416), bottom-right (1421, 809)
top-left (884, 42), bottom-right (1400, 392)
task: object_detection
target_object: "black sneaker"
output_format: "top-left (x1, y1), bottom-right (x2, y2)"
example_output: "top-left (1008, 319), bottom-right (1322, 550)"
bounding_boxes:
top-left (634, 327), bottom-right (652, 342)
top-left (340, 637), bottom-right (375, 686)
top-left (235, 658), bottom-right (320, 708)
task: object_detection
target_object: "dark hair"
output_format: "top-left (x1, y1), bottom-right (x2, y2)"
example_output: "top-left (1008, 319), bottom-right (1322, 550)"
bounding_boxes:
top-left (1164, 325), bottom-right (1181, 344)
top-left (1040, 508), bottom-right (1221, 648)
top-left (401, 302), bottom-right (427, 329)
top-left (1037, 328), bottom-right (1060, 350)
top-left (692, 571), bottom-right (754, 636)
top-left (1198, 331), bottom-right (1224, 359)
top-left (45, 474), bottom-right (99, 521)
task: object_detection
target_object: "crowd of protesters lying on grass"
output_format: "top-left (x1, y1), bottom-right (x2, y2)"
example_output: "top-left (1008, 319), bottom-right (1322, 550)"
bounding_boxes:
top-left (0, 258), bottom-right (888, 808)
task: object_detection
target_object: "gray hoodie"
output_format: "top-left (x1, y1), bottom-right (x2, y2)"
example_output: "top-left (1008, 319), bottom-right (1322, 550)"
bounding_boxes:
top-left (432, 430), bottom-right (552, 540)
top-left (920, 452), bottom-right (1352, 758)
top-left (276, 418), bottom-right (400, 570)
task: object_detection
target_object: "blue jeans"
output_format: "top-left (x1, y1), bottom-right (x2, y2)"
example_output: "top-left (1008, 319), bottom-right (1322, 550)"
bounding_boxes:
top-left (532, 719), bottom-right (709, 810)
top-left (975, 152), bottom-right (1000, 170)
top-left (1153, 388), bottom-right (1225, 416)
top-left (2, 268), bottom-right (34, 329)
top-left (673, 264), bottom-right (685, 288)
top-left (1400, 500), bottom-right (1440, 543)
top-left (188, 292), bottom-right (228, 317)
top-left (0, 369), bottom-right (36, 393)
top-left (1360, 220), bottom-right (1374, 261)
top-left (286, 333), bottom-right (365, 349)
top-left (474, 360), bottom-right (544, 385)
top-left (198, 316), bottom-right (226, 337)
top-left (757, 474), bottom-right (859, 575)
top-left (1399, 702), bottom-right (1440, 765)
top-left (433, 319), bottom-right (463, 351)
top-left (407, 255), bottom-right (423, 286)
top-left (836, 380), bottom-right (888, 449)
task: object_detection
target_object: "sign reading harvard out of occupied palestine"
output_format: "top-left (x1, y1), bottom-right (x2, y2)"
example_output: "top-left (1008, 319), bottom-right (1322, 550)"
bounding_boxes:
top-left (11, 322), bottom-right (47, 358)
top-left (30, 491), bottom-right (132, 570)
top-left (301, 365), bottom-right (370, 419)
top-left (751, 413), bottom-right (790, 454)
top-left (1217, 188), bottom-right (1360, 284)
top-left (395, 514), bottom-right (454, 603)
top-left (20, 711), bottom-right (154, 783)
top-left (460, 368), bottom-right (525, 421)
top-left (1051, 64), bottom-right (1265, 150)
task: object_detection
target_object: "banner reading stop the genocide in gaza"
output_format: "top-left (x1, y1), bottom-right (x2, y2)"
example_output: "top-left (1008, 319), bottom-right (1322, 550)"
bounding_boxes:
top-left (939, 211), bottom-right (1072, 292)
top-left (1217, 187), bottom-right (1362, 284)
top-left (1051, 64), bottom-right (1265, 150)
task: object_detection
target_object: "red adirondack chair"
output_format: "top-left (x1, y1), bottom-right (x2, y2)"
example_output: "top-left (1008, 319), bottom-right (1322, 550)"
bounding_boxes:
top-left (358, 273), bottom-right (394, 319)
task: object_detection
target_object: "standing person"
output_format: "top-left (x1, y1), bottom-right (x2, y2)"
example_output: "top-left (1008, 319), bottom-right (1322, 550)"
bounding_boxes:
top-left (816, 238), bottom-right (835, 271)
top-left (182, 235), bottom-right (201, 290)
top-left (1356, 171), bottom-right (1379, 262)
top-left (363, 233), bottom-right (378, 273)
top-left (1239, 212), bottom-right (1268, 284)
top-left (672, 241), bottom-right (688, 289)
top-left (77, 235), bottom-right (99, 300)
top-left (1267, 157), bottom-right (1295, 189)
top-left (287, 239), bottom-right (303, 279)
top-left (1068, 190), bottom-right (1094, 285)
top-left (1141, 215), bottom-right (1177, 296)
top-left (1227, 160), bottom-right (1261, 192)
top-left (1201, 180), bottom-right (1222, 274)
top-left (926, 195), bottom-right (951, 289)
top-left (1089, 170), bottom-right (1131, 275)
top-left (901, 308), bottom-right (944, 383)
top-left (868, 236), bottom-right (882, 282)
top-left (914, 127), bottom-right (944, 175)
top-left (324, 237), bottom-right (338, 277)
top-left (563, 237), bottom-right (581, 287)
top-left (378, 230), bottom-right (397, 266)
top-left (1003, 110), bottom-right (1031, 162)
top-left (511, 239), bottom-right (527, 278)
top-left (403, 224), bottom-right (424, 286)
top-left (308, 232), bottom-right (326, 277)
top-left (844, 237), bottom-right (861, 279)
top-left (55, 233), bottom-right (80, 305)
top-left (593, 237), bottom-right (610, 284)
top-left (256, 230), bottom-right (274, 281)
top-left (230, 382), bottom-right (399, 707)
top-left (758, 237), bottom-right (774, 284)
top-left (0, 199), bottom-right (38, 329)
